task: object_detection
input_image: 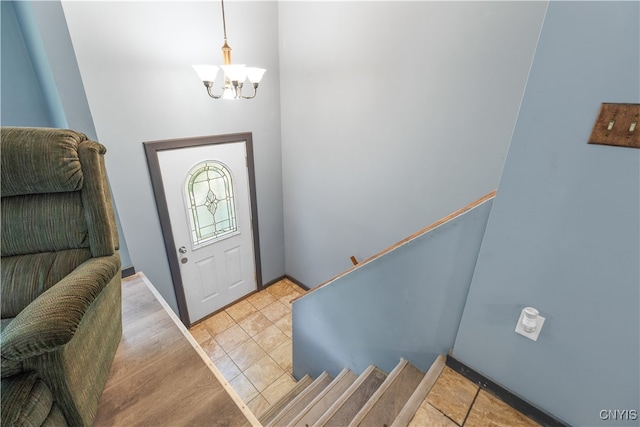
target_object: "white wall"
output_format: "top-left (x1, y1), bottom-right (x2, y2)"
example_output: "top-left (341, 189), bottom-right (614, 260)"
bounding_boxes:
top-left (278, 1), bottom-right (547, 287)
top-left (61, 1), bottom-right (284, 313)
top-left (454, 2), bottom-right (639, 425)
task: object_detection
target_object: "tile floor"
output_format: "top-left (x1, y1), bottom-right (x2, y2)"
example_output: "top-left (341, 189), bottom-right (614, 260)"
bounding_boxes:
top-left (188, 278), bottom-right (305, 418)
top-left (410, 366), bottom-right (540, 426)
top-left (190, 279), bottom-right (541, 426)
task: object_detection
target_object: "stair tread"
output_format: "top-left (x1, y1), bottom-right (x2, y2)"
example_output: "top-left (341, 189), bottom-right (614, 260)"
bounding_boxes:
top-left (259, 374), bottom-right (313, 425)
top-left (267, 372), bottom-right (334, 427)
top-left (291, 368), bottom-right (358, 427)
top-left (350, 358), bottom-right (425, 427)
top-left (317, 365), bottom-right (388, 427)
top-left (392, 355), bottom-right (446, 427)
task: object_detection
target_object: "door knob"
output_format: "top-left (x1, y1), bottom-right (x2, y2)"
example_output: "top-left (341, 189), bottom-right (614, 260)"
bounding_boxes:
top-left (178, 246), bottom-right (187, 254)
top-left (181, 257), bottom-right (188, 264)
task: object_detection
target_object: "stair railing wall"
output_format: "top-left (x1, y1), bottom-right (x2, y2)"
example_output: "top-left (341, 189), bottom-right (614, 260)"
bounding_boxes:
top-left (292, 193), bottom-right (495, 379)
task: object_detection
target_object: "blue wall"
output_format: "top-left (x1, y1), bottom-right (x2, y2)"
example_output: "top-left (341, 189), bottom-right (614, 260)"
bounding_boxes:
top-left (293, 196), bottom-right (493, 379)
top-left (1, 1), bottom-right (51, 127)
top-left (1, 1), bottom-right (133, 270)
top-left (454, 2), bottom-right (639, 426)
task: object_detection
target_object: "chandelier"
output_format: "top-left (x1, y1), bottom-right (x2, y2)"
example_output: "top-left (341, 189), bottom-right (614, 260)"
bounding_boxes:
top-left (193, 0), bottom-right (266, 100)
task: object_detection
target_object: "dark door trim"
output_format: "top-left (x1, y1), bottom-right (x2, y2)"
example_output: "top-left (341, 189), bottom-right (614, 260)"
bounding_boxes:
top-left (144, 132), bottom-right (263, 327)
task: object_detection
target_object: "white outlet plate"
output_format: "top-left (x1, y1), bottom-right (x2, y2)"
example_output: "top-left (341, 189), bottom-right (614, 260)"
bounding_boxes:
top-left (515, 310), bottom-right (545, 341)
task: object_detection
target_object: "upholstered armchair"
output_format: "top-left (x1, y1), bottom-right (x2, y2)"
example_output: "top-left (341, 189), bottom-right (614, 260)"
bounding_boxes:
top-left (1, 127), bottom-right (122, 426)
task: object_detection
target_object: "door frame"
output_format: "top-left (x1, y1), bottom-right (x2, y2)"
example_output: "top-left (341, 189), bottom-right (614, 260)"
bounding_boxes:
top-left (144, 132), bottom-right (263, 326)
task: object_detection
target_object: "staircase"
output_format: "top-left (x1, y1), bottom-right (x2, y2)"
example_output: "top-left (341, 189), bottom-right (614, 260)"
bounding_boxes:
top-left (259, 356), bottom-right (445, 427)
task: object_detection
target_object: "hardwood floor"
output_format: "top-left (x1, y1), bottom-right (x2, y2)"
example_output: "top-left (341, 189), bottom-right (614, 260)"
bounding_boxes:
top-left (94, 273), bottom-right (259, 426)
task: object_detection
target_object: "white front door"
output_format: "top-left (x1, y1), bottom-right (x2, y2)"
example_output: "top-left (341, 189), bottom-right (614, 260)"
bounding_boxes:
top-left (157, 141), bottom-right (256, 323)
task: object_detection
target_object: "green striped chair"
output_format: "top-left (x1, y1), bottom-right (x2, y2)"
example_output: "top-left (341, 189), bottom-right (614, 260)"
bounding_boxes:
top-left (1, 127), bottom-right (122, 426)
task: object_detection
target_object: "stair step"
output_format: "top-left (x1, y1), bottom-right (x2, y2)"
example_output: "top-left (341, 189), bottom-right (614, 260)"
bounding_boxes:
top-left (259, 374), bottom-right (313, 425)
top-left (316, 365), bottom-right (388, 427)
top-left (290, 368), bottom-right (358, 427)
top-left (392, 355), bottom-right (446, 427)
top-left (266, 372), bottom-right (334, 427)
top-left (349, 358), bottom-right (425, 427)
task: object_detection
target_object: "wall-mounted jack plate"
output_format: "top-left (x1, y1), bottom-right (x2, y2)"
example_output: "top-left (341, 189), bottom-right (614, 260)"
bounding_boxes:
top-left (515, 307), bottom-right (545, 341)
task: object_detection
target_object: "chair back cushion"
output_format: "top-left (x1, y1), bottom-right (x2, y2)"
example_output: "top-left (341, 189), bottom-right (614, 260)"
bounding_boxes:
top-left (1, 127), bottom-right (118, 317)
top-left (1, 192), bottom-right (88, 256)
top-left (1, 127), bottom-right (84, 197)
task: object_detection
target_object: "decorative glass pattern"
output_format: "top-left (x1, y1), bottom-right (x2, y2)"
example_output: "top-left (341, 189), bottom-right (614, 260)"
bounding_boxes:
top-left (185, 161), bottom-right (237, 246)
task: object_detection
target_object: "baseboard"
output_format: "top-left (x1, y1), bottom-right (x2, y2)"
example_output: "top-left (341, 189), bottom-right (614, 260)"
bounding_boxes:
top-left (190, 274), bottom-right (307, 327)
top-left (262, 275), bottom-right (310, 291)
top-left (262, 275), bottom-right (287, 289)
top-left (446, 356), bottom-right (571, 427)
top-left (121, 266), bottom-right (136, 278)
top-left (284, 275), bottom-right (310, 291)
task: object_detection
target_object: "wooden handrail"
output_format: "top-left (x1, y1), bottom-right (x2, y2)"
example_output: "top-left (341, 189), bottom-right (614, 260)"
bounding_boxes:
top-left (292, 190), bottom-right (497, 302)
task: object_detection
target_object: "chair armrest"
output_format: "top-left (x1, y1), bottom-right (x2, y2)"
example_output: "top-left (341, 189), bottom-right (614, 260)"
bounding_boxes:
top-left (1, 254), bottom-right (120, 375)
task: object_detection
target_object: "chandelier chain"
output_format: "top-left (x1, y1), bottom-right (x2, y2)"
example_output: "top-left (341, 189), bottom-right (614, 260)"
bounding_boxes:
top-left (221, 0), bottom-right (228, 41)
